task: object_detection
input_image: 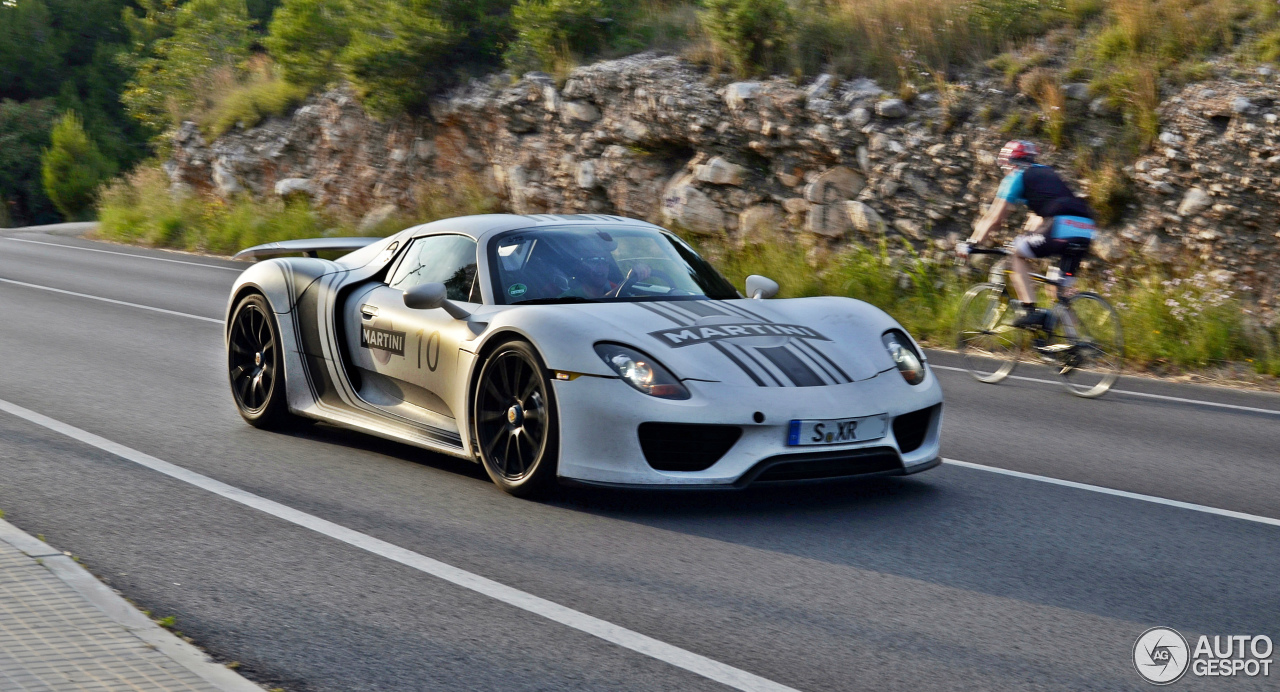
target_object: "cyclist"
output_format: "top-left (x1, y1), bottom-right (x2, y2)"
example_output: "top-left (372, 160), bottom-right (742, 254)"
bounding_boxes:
top-left (957, 140), bottom-right (1096, 328)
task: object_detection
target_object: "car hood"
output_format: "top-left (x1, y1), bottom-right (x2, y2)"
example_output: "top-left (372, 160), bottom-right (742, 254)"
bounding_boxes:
top-left (482, 297), bottom-right (907, 388)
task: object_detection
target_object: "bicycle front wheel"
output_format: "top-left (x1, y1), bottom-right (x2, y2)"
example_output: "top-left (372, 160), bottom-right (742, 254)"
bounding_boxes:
top-left (955, 283), bottom-right (1022, 384)
top-left (1049, 292), bottom-right (1124, 398)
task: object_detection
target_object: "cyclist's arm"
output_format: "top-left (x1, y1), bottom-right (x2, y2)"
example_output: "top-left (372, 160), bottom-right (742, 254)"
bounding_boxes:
top-left (968, 198), bottom-right (1015, 246)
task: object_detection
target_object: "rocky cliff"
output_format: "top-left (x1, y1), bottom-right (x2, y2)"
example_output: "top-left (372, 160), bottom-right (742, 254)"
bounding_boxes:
top-left (165, 53), bottom-right (1279, 310)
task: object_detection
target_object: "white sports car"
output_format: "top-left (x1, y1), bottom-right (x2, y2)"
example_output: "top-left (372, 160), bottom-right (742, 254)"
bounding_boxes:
top-left (226, 214), bottom-right (942, 496)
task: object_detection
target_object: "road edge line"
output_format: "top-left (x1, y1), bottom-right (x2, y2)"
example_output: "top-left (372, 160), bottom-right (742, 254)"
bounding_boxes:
top-left (943, 458), bottom-right (1280, 528)
top-left (0, 397), bottom-right (801, 692)
top-left (930, 364), bottom-right (1280, 416)
top-left (0, 277), bottom-right (222, 323)
top-left (0, 518), bottom-right (264, 692)
top-left (0, 237), bottom-right (243, 271)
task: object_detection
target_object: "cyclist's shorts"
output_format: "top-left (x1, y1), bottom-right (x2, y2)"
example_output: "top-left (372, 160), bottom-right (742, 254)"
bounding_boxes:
top-left (1014, 233), bottom-right (1091, 278)
top-left (1050, 215), bottom-right (1096, 240)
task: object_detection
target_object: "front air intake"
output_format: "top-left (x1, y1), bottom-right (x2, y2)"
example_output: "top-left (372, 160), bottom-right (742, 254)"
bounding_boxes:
top-left (739, 447), bottom-right (903, 486)
top-left (892, 404), bottom-right (939, 454)
top-left (638, 423), bottom-right (742, 472)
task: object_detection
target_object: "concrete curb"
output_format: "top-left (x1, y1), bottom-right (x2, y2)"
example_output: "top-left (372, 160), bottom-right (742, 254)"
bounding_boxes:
top-left (0, 517), bottom-right (263, 692)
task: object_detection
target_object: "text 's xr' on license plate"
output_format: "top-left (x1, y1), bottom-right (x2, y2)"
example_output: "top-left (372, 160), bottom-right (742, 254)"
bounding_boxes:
top-left (787, 415), bottom-right (887, 446)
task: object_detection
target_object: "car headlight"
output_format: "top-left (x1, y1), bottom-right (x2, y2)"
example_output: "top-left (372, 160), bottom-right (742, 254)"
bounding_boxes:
top-left (882, 330), bottom-right (926, 385)
top-left (593, 343), bottom-right (690, 400)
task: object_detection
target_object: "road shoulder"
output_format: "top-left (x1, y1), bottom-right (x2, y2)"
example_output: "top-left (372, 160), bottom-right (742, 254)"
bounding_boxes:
top-left (0, 517), bottom-right (262, 692)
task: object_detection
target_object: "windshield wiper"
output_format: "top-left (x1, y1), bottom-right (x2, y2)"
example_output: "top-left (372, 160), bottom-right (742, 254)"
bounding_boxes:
top-left (511, 296), bottom-right (595, 305)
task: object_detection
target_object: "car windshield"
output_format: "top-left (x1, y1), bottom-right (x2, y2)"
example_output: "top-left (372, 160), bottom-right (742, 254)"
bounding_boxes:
top-left (489, 225), bottom-right (739, 305)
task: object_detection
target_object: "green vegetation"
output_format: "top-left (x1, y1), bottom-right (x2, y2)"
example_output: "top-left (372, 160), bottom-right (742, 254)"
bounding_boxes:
top-left (41, 112), bottom-right (117, 220)
top-left (97, 163), bottom-right (502, 254)
top-left (700, 0), bottom-right (794, 76)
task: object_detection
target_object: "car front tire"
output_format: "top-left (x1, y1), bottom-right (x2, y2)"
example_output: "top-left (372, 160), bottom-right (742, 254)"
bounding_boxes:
top-left (228, 293), bottom-right (292, 429)
top-left (473, 340), bottom-right (560, 497)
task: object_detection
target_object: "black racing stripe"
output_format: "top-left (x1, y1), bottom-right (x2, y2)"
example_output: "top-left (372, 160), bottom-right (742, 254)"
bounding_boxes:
top-left (783, 343), bottom-right (836, 385)
top-left (636, 301), bottom-right (689, 325)
top-left (756, 346), bottom-right (825, 387)
top-left (713, 343), bottom-right (767, 387)
top-left (718, 301), bottom-right (770, 322)
top-left (726, 342), bottom-right (784, 387)
top-left (678, 300), bottom-right (730, 317)
top-left (792, 339), bottom-right (852, 384)
top-left (724, 300), bottom-right (855, 384)
top-left (640, 302), bottom-right (771, 387)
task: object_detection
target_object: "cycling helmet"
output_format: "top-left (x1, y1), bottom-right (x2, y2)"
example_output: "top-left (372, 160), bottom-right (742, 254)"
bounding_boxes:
top-left (997, 140), bottom-right (1039, 169)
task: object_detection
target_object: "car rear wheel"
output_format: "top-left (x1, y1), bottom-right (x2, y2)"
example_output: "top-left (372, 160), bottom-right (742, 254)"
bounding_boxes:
top-left (228, 293), bottom-right (292, 429)
top-left (473, 341), bottom-right (559, 497)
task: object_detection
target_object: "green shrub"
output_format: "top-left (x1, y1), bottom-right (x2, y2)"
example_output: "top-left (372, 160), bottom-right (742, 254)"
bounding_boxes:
top-left (701, 0), bottom-right (794, 76)
top-left (98, 162), bottom-right (504, 254)
top-left (338, 0), bottom-right (456, 117)
top-left (506, 0), bottom-right (610, 74)
top-left (1019, 68), bottom-right (1068, 147)
top-left (1081, 157), bottom-right (1133, 226)
top-left (264, 0), bottom-right (354, 89)
top-left (99, 165), bottom-right (335, 253)
top-left (202, 59), bottom-right (309, 137)
top-left (122, 0), bottom-right (254, 132)
top-left (41, 111), bottom-right (116, 220)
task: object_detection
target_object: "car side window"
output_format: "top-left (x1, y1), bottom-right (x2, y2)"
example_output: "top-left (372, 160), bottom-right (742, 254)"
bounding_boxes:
top-left (388, 234), bottom-right (479, 302)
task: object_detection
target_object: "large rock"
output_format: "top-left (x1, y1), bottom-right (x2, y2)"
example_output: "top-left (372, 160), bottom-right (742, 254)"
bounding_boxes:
top-left (1178, 187), bottom-right (1212, 216)
top-left (358, 203), bottom-right (399, 231)
top-left (561, 101), bottom-right (601, 123)
top-left (211, 160), bottom-right (242, 196)
top-left (805, 203), bottom-right (852, 238)
top-left (662, 174), bottom-right (725, 235)
top-left (875, 99), bottom-right (908, 118)
top-left (804, 166), bottom-right (865, 204)
top-left (274, 178), bottom-right (314, 198)
top-left (576, 160), bottom-right (597, 189)
top-left (846, 201), bottom-right (885, 233)
top-left (724, 82), bottom-right (762, 110)
top-left (738, 204), bottom-right (784, 245)
top-left (694, 157), bottom-right (748, 186)
top-left (806, 74), bottom-right (835, 102)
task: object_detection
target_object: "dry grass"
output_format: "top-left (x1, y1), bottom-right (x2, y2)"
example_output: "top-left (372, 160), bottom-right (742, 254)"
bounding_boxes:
top-left (1018, 67), bottom-right (1068, 146)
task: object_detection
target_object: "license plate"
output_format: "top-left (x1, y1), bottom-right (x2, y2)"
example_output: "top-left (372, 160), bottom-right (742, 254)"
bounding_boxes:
top-left (787, 415), bottom-right (887, 446)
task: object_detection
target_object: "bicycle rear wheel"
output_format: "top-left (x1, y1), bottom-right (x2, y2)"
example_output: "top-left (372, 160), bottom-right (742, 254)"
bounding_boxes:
top-left (955, 283), bottom-right (1022, 383)
top-left (1047, 292), bottom-right (1123, 398)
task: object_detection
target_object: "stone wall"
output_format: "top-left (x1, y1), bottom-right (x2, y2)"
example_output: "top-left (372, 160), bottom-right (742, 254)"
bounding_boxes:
top-left (165, 52), bottom-right (1280, 311)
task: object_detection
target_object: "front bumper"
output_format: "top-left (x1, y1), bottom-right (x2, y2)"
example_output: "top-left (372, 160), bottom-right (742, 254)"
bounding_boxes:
top-left (552, 366), bottom-right (943, 487)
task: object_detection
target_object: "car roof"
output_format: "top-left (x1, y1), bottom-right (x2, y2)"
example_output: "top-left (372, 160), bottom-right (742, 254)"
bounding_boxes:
top-left (396, 213), bottom-right (664, 244)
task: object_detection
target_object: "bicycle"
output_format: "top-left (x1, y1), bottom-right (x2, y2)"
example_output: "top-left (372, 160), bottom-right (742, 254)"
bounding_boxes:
top-left (954, 246), bottom-right (1124, 398)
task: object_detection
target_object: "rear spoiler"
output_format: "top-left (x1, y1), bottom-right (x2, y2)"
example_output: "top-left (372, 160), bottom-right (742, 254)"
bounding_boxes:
top-left (233, 237), bottom-right (382, 261)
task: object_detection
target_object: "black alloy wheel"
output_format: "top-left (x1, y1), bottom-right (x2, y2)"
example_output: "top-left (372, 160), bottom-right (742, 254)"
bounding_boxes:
top-left (474, 341), bottom-right (559, 497)
top-left (228, 293), bottom-right (290, 428)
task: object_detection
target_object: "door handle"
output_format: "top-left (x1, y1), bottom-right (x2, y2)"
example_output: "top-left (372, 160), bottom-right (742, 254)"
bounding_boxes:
top-left (360, 304), bottom-right (378, 319)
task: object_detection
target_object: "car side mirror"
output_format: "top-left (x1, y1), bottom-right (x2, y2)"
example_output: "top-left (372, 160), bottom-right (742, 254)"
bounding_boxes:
top-left (745, 275), bottom-right (779, 300)
top-left (403, 282), bottom-right (471, 320)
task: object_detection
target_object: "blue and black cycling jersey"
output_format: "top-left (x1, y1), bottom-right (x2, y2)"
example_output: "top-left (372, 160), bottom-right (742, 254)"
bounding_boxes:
top-left (996, 164), bottom-right (1096, 239)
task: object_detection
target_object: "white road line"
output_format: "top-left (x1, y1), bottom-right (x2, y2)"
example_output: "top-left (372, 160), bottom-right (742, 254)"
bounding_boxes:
top-left (930, 364), bottom-right (1280, 416)
top-left (0, 398), bottom-right (800, 692)
top-left (0, 277), bottom-right (221, 324)
top-left (944, 458), bottom-right (1280, 529)
top-left (1, 237), bottom-right (242, 271)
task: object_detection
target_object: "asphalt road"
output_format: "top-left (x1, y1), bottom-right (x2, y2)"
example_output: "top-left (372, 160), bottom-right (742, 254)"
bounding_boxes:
top-left (1, 226), bottom-right (1278, 691)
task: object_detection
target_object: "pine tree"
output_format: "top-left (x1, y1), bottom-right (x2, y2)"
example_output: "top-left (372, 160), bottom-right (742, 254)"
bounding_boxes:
top-left (41, 111), bottom-right (116, 220)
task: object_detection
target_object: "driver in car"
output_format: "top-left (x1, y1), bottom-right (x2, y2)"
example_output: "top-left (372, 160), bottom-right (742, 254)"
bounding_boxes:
top-left (557, 233), bottom-right (650, 299)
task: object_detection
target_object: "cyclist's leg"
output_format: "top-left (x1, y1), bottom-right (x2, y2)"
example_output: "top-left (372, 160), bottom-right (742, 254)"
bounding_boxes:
top-left (1012, 222), bottom-right (1060, 327)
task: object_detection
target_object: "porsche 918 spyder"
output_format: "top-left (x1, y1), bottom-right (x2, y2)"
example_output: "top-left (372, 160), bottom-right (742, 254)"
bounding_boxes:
top-left (226, 214), bottom-right (942, 496)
